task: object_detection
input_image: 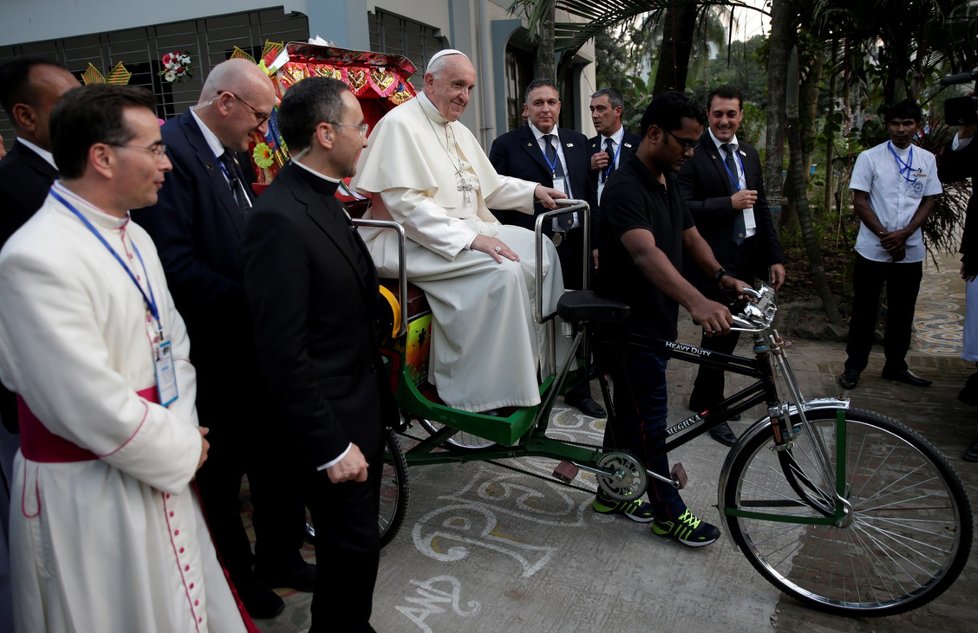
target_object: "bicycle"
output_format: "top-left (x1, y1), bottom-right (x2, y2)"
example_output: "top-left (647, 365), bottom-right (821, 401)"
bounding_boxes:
top-left (365, 201), bottom-right (973, 616)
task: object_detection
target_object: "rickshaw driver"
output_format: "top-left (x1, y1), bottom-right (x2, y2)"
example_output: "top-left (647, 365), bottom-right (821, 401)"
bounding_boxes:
top-left (351, 50), bottom-right (568, 413)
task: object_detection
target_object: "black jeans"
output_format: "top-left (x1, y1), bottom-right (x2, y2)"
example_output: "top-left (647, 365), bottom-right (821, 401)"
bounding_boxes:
top-left (844, 253), bottom-right (923, 373)
top-left (602, 347), bottom-right (684, 519)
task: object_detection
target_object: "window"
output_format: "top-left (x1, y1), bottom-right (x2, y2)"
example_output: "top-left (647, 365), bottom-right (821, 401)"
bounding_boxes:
top-left (0, 8), bottom-right (308, 141)
top-left (368, 10), bottom-right (447, 88)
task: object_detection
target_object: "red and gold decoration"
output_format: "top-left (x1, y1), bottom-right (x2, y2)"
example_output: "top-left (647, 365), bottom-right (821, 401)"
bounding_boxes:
top-left (246, 40), bottom-right (418, 191)
top-left (81, 61), bottom-right (132, 86)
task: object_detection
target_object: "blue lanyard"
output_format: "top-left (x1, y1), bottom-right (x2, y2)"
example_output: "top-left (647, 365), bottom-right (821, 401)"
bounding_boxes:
top-left (50, 187), bottom-right (163, 331)
top-left (541, 137), bottom-right (561, 177)
top-left (601, 138), bottom-right (623, 182)
top-left (887, 142), bottom-right (918, 183)
top-left (720, 146), bottom-right (745, 192)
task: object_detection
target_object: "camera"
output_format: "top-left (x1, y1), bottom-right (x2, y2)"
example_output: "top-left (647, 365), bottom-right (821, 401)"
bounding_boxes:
top-left (941, 70), bottom-right (978, 125)
top-left (945, 96), bottom-right (978, 125)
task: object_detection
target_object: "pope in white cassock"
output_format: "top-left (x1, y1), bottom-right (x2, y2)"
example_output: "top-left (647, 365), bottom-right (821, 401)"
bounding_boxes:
top-left (351, 50), bottom-right (568, 412)
top-left (0, 85), bottom-right (249, 632)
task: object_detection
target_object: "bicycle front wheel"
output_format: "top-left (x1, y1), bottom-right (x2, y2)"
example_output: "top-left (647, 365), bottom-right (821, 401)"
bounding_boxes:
top-left (722, 407), bottom-right (972, 616)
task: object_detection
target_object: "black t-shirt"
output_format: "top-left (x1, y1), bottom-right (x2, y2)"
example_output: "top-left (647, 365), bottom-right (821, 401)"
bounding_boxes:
top-left (596, 155), bottom-right (694, 340)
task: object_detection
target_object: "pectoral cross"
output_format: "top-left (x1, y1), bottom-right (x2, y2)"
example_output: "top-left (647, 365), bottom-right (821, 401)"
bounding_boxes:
top-left (456, 173), bottom-right (473, 205)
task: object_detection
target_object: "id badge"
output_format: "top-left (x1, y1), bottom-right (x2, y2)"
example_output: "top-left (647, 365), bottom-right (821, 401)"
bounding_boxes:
top-left (552, 176), bottom-right (567, 195)
top-left (154, 338), bottom-right (179, 407)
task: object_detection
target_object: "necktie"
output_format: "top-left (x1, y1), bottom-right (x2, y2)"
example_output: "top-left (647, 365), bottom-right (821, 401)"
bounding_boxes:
top-left (544, 134), bottom-right (573, 232)
top-left (603, 137), bottom-right (616, 182)
top-left (218, 150), bottom-right (251, 215)
top-left (544, 134), bottom-right (565, 178)
top-left (721, 143), bottom-right (746, 244)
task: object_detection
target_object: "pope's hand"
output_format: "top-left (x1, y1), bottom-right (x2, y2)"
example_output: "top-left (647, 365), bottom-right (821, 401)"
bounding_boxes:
top-left (534, 184), bottom-right (567, 209)
top-left (471, 234), bottom-right (519, 263)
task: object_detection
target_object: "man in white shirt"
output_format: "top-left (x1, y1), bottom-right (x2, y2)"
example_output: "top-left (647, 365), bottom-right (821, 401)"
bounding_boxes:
top-left (352, 50), bottom-right (567, 413)
top-left (838, 99), bottom-right (942, 390)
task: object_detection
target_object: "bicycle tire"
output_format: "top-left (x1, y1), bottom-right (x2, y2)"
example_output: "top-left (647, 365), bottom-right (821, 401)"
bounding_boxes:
top-left (379, 429), bottom-right (409, 548)
top-left (721, 407), bottom-right (973, 616)
top-left (415, 416), bottom-right (498, 450)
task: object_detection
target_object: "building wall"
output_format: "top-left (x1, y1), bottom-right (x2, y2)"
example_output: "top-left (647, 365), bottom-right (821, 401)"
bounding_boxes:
top-left (0, 0), bottom-right (595, 149)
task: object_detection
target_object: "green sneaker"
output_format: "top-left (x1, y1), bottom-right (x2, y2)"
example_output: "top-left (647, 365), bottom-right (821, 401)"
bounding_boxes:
top-left (591, 493), bottom-right (655, 523)
top-left (650, 508), bottom-right (720, 547)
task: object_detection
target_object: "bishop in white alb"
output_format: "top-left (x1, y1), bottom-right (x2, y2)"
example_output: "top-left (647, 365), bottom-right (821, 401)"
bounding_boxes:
top-left (0, 183), bottom-right (247, 633)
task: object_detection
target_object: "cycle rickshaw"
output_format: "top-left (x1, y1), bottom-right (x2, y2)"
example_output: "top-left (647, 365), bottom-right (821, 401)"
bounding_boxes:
top-left (250, 42), bottom-right (973, 618)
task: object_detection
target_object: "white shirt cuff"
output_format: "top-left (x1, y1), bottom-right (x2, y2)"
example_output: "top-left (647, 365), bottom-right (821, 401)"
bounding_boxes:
top-left (317, 443), bottom-right (352, 471)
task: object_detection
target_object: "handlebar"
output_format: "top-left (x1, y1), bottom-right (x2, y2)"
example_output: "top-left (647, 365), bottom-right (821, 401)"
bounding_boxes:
top-left (730, 285), bottom-right (777, 332)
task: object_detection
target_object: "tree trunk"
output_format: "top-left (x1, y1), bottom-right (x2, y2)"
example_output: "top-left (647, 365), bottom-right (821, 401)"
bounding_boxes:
top-left (535, 3), bottom-right (556, 80)
top-left (787, 46), bottom-right (842, 329)
top-left (652, 0), bottom-right (698, 93)
top-left (763, 0), bottom-right (792, 229)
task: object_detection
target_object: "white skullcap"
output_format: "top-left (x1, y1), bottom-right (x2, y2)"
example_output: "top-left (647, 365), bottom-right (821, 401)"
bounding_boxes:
top-left (426, 49), bottom-right (470, 73)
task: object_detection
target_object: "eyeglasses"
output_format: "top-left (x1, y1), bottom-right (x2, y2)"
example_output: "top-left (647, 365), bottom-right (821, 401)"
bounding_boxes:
top-left (663, 129), bottom-right (699, 151)
top-left (221, 90), bottom-right (271, 126)
top-left (108, 142), bottom-right (168, 159)
top-left (328, 121), bottom-right (370, 137)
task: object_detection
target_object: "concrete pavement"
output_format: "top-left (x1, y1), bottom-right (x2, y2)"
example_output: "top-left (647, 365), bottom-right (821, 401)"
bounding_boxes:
top-left (251, 252), bottom-right (978, 633)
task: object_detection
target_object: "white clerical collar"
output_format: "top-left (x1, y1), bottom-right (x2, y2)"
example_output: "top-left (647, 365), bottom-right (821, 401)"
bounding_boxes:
top-left (190, 109), bottom-right (226, 157)
top-left (16, 137), bottom-right (57, 170)
top-left (601, 126), bottom-right (625, 146)
top-left (51, 180), bottom-right (130, 229)
top-left (529, 122), bottom-right (558, 142)
top-left (417, 91), bottom-right (448, 125)
top-left (709, 128), bottom-right (739, 153)
top-left (292, 158), bottom-right (342, 184)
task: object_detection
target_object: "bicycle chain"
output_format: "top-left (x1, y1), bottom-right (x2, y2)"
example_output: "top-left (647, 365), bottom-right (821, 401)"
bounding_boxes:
top-left (395, 429), bottom-right (615, 496)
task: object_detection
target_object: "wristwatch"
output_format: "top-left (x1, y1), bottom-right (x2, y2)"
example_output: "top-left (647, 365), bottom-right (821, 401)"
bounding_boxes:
top-left (714, 268), bottom-right (728, 284)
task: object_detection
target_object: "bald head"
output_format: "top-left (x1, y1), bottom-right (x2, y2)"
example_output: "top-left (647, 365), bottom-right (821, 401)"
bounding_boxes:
top-left (196, 58), bottom-right (276, 150)
top-left (423, 53), bottom-right (476, 122)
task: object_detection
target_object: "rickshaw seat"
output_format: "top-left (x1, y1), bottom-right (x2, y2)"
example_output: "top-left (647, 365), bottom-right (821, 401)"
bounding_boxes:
top-left (556, 290), bottom-right (630, 324)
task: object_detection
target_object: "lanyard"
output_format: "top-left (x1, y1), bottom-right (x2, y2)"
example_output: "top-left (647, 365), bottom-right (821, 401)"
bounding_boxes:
top-left (720, 146), bottom-right (745, 192)
top-left (601, 137), bottom-right (623, 182)
top-left (541, 137), bottom-right (561, 177)
top-left (887, 142), bottom-right (918, 183)
top-left (50, 188), bottom-right (163, 331)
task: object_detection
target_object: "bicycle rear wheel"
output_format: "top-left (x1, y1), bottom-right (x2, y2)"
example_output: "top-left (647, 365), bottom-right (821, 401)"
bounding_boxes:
top-left (379, 429), bottom-right (409, 548)
top-left (721, 407), bottom-right (972, 616)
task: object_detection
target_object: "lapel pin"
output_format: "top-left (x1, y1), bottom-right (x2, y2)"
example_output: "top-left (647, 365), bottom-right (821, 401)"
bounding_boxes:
top-left (624, 142), bottom-right (633, 149)
top-left (567, 143), bottom-right (574, 148)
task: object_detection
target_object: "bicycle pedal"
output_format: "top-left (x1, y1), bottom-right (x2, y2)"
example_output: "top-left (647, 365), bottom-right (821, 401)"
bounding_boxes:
top-left (552, 460), bottom-right (579, 483)
top-left (671, 463), bottom-right (688, 489)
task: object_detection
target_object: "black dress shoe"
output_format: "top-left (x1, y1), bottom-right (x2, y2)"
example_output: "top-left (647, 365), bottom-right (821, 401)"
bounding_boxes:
top-left (881, 367), bottom-right (932, 387)
top-left (565, 393), bottom-right (607, 418)
top-left (235, 576), bottom-right (285, 619)
top-left (838, 368), bottom-right (860, 390)
top-left (256, 561), bottom-right (317, 592)
top-left (708, 422), bottom-right (737, 447)
top-left (964, 439), bottom-right (978, 462)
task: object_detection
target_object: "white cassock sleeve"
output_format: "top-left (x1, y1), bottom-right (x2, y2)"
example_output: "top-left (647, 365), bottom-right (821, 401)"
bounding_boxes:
top-left (0, 246), bottom-right (202, 494)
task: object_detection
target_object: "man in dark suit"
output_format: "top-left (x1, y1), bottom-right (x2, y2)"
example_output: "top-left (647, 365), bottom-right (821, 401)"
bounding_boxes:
top-left (132, 58), bottom-right (311, 618)
top-left (0, 58), bottom-right (78, 633)
top-left (489, 77), bottom-right (605, 418)
top-left (587, 88), bottom-right (641, 274)
top-left (0, 58), bottom-right (79, 249)
top-left (587, 87), bottom-right (641, 216)
top-left (242, 76), bottom-right (393, 633)
top-left (677, 85), bottom-right (785, 447)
